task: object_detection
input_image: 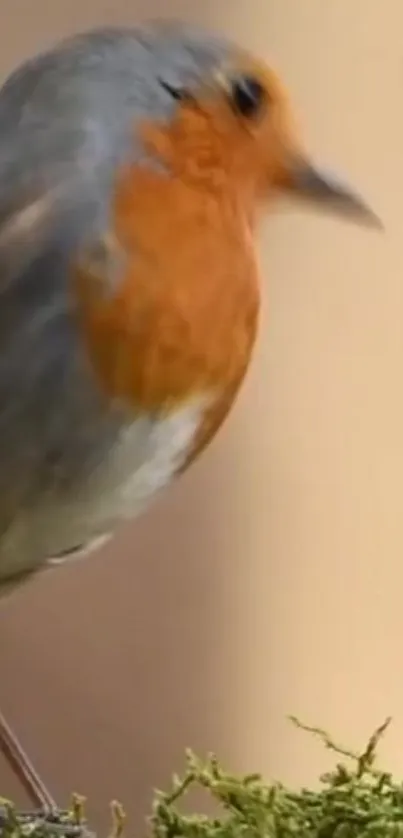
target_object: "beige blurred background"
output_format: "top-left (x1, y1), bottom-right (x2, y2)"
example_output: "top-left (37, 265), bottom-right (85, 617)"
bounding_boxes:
top-left (0, 0), bottom-right (401, 831)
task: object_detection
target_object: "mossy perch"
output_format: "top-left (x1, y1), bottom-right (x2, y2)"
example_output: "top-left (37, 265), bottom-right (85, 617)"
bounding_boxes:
top-left (1, 716), bottom-right (401, 838)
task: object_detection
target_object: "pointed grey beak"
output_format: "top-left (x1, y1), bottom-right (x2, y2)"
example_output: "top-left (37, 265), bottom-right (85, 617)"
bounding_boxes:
top-left (285, 158), bottom-right (383, 230)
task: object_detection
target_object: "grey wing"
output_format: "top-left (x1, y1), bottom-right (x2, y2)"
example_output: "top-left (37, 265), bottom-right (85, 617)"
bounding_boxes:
top-left (0, 181), bottom-right (127, 578)
top-left (0, 36), bottom-right (139, 577)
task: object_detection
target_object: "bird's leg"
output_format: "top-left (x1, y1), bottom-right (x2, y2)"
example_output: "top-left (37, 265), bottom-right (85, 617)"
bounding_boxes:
top-left (0, 708), bottom-right (56, 811)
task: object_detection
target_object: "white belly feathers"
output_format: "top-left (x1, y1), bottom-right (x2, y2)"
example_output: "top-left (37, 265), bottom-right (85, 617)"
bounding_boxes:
top-left (0, 393), bottom-right (211, 581)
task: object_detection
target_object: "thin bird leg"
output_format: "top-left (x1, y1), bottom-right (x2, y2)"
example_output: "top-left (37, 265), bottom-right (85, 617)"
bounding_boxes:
top-left (0, 708), bottom-right (56, 810)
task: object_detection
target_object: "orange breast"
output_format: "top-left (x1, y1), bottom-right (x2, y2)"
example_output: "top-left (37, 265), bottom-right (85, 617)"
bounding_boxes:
top-left (74, 115), bottom-right (261, 469)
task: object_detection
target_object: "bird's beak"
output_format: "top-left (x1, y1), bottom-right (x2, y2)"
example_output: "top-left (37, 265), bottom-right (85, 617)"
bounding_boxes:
top-left (280, 154), bottom-right (383, 230)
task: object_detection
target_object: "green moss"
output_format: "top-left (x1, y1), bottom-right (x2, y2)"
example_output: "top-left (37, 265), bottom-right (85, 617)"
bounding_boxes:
top-left (0, 795), bottom-right (124, 838)
top-left (2, 717), bottom-right (402, 838)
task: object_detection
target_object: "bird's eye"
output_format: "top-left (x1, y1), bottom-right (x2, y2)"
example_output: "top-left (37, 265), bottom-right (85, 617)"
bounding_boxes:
top-left (229, 75), bottom-right (267, 119)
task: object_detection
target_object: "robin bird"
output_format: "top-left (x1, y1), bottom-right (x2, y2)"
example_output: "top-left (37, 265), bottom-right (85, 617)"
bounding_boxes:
top-left (0, 20), bottom-right (381, 596)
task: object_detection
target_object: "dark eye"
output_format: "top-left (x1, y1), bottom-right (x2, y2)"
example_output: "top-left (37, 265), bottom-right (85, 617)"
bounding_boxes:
top-left (229, 75), bottom-right (267, 119)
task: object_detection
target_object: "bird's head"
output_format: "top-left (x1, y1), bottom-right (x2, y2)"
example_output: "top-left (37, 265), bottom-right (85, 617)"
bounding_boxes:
top-left (137, 20), bottom-right (381, 229)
